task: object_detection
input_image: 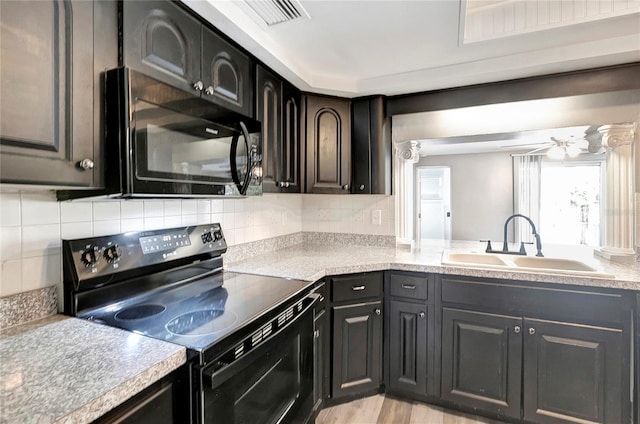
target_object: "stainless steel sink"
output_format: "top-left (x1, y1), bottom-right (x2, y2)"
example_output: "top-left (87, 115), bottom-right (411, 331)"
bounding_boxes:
top-left (441, 251), bottom-right (614, 279)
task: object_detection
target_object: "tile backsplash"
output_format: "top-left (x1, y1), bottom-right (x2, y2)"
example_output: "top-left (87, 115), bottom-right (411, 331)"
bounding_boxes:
top-left (0, 191), bottom-right (394, 300)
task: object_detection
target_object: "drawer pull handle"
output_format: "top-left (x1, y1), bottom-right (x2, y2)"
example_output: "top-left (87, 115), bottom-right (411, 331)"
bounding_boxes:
top-left (401, 284), bottom-right (416, 290)
top-left (514, 326), bottom-right (521, 333)
top-left (352, 285), bottom-right (366, 291)
top-left (419, 311), bottom-right (425, 318)
top-left (374, 308), bottom-right (381, 315)
top-left (529, 328), bottom-right (536, 335)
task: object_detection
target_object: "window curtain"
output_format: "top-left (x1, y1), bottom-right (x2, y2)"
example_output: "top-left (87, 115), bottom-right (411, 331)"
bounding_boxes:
top-left (512, 155), bottom-right (541, 244)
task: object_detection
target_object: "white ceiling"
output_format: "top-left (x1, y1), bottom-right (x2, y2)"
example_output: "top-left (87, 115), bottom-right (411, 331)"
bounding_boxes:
top-left (183, 0), bottom-right (640, 98)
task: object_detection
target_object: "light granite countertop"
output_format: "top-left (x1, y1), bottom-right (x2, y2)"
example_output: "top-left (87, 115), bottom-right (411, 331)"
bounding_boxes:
top-left (225, 240), bottom-right (640, 291)
top-left (0, 315), bottom-right (186, 424)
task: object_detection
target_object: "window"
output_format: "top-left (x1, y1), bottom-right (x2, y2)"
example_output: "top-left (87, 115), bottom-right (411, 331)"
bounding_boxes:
top-left (539, 161), bottom-right (603, 246)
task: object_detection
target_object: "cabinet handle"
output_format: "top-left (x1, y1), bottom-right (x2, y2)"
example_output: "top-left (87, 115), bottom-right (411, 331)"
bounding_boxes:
top-left (401, 284), bottom-right (416, 290)
top-left (193, 81), bottom-right (204, 91)
top-left (374, 308), bottom-right (381, 315)
top-left (351, 285), bottom-right (365, 291)
top-left (514, 326), bottom-right (521, 333)
top-left (529, 328), bottom-right (536, 335)
top-left (342, 184), bottom-right (350, 190)
top-left (285, 182), bottom-right (290, 188)
top-left (77, 158), bottom-right (94, 171)
top-left (359, 184), bottom-right (365, 191)
top-left (205, 86), bottom-right (215, 96)
top-left (419, 311), bottom-right (425, 318)
top-left (314, 330), bottom-right (320, 338)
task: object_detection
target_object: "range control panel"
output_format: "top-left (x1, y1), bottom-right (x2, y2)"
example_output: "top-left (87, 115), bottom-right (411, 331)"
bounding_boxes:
top-left (63, 224), bottom-right (227, 282)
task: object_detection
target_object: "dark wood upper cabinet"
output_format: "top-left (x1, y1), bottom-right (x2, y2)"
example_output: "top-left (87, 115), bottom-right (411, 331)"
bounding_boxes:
top-left (281, 83), bottom-right (302, 193)
top-left (256, 65), bottom-right (283, 193)
top-left (122, 1), bottom-right (252, 117)
top-left (351, 96), bottom-right (391, 195)
top-left (201, 26), bottom-right (252, 117)
top-left (122, 0), bottom-right (200, 94)
top-left (304, 95), bottom-right (351, 194)
top-left (255, 66), bottom-right (301, 193)
top-left (0, 0), bottom-right (115, 187)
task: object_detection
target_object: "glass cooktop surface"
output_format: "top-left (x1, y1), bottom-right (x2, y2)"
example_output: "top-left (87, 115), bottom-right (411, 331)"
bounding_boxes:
top-left (79, 271), bottom-right (312, 352)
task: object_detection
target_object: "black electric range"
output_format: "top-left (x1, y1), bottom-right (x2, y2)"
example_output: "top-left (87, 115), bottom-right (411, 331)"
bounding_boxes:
top-left (63, 224), bottom-right (319, 424)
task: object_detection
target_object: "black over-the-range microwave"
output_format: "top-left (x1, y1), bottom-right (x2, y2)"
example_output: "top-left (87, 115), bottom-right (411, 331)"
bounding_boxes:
top-left (59, 67), bottom-right (262, 200)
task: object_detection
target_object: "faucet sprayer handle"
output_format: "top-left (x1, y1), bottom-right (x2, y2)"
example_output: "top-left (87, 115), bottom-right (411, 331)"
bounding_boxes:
top-left (480, 240), bottom-right (493, 253)
top-left (519, 241), bottom-right (534, 254)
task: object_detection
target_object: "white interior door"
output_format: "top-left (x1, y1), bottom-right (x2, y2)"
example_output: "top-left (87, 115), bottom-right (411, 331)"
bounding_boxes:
top-left (416, 166), bottom-right (451, 242)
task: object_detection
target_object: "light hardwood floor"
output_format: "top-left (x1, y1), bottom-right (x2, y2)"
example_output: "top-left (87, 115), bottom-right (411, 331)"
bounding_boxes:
top-left (316, 394), bottom-right (508, 424)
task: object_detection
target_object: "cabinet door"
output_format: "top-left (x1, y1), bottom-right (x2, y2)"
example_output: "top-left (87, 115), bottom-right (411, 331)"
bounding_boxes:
top-left (305, 95), bottom-right (351, 194)
top-left (256, 65), bottom-right (282, 193)
top-left (441, 308), bottom-right (522, 419)
top-left (122, 0), bottom-right (201, 94)
top-left (0, 0), bottom-right (96, 186)
top-left (388, 301), bottom-right (428, 395)
top-left (313, 308), bottom-right (329, 412)
top-left (332, 302), bottom-right (382, 399)
top-left (201, 26), bottom-right (252, 117)
top-left (523, 318), bottom-right (626, 424)
top-left (351, 96), bottom-right (391, 195)
top-left (281, 83), bottom-right (301, 193)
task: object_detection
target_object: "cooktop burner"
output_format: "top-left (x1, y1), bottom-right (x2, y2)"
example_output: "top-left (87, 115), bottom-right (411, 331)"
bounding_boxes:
top-left (115, 304), bottom-right (166, 320)
top-left (166, 309), bottom-right (238, 336)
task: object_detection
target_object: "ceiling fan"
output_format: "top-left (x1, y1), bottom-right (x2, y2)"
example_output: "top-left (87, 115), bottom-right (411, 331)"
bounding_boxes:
top-left (522, 136), bottom-right (596, 159)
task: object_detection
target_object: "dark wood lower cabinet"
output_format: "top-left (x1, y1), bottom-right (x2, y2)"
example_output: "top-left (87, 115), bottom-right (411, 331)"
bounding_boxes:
top-left (441, 308), bottom-right (522, 419)
top-left (523, 318), bottom-right (625, 424)
top-left (387, 301), bottom-right (428, 395)
top-left (332, 301), bottom-right (382, 399)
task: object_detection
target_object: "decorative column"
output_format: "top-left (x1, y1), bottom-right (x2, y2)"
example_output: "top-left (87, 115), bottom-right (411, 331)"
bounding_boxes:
top-left (595, 123), bottom-right (636, 262)
top-left (393, 140), bottom-right (421, 247)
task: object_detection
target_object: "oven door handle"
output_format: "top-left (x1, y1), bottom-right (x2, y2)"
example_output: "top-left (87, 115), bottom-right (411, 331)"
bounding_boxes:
top-left (203, 293), bottom-right (319, 390)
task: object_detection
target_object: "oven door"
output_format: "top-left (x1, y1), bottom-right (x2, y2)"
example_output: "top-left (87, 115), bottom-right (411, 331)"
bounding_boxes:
top-left (200, 300), bottom-right (315, 424)
top-left (131, 99), bottom-right (253, 196)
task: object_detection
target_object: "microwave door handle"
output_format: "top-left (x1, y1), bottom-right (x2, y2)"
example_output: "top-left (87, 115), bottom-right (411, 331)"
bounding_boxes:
top-left (230, 122), bottom-right (252, 195)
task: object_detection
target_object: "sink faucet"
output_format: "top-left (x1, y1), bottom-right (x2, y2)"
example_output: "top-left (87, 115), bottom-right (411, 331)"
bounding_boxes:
top-left (502, 214), bottom-right (543, 257)
top-left (483, 214), bottom-right (544, 257)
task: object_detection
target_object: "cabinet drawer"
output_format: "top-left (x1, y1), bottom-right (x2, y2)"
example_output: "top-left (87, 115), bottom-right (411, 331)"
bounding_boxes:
top-left (389, 273), bottom-right (428, 300)
top-left (331, 273), bottom-right (382, 303)
top-left (441, 276), bottom-right (626, 325)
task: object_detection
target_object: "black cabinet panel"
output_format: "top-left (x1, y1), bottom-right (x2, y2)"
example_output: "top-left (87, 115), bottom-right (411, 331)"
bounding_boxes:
top-left (388, 301), bottom-right (428, 395)
top-left (523, 318), bottom-right (625, 424)
top-left (351, 96), bottom-right (391, 194)
top-left (332, 302), bottom-right (382, 399)
top-left (331, 272), bottom-right (383, 303)
top-left (441, 308), bottom-right (522, 419)
top-left (0, 0), bottom-right (102, 186)
top-left (281, 83), bottom-right (301, 193)
top-left (201, 26), bottom-right (252, 117)
top-left (122, 0), bottom-right (201, 94)
top-left (305, 95), bottom-right (351, 194)
top-left (313, 307), bottom-right (329, 412)
top-left (256, 65), bottom-right (282, 192)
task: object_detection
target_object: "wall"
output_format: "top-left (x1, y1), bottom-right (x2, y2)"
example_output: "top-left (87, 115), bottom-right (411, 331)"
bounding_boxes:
top-left (417, 151), bottom-right (513, 241)
top-left (0, 191), bottom-right (393, 301)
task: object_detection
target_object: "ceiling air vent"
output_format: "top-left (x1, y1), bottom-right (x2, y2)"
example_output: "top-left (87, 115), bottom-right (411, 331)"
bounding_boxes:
top-left (243, 0), bottom-right (310, 26)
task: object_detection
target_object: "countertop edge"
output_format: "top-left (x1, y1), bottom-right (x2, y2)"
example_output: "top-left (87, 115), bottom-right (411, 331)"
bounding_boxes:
top-left (55, 348), bottom-right (186, 424)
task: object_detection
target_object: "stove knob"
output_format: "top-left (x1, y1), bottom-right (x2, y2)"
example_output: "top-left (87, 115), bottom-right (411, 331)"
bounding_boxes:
top-left (214, 231), bottom-right (223, 241)
top-left (80, 246), bottom-right (99, 267)
top-left (103, 245), bottom-right (121, 263)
